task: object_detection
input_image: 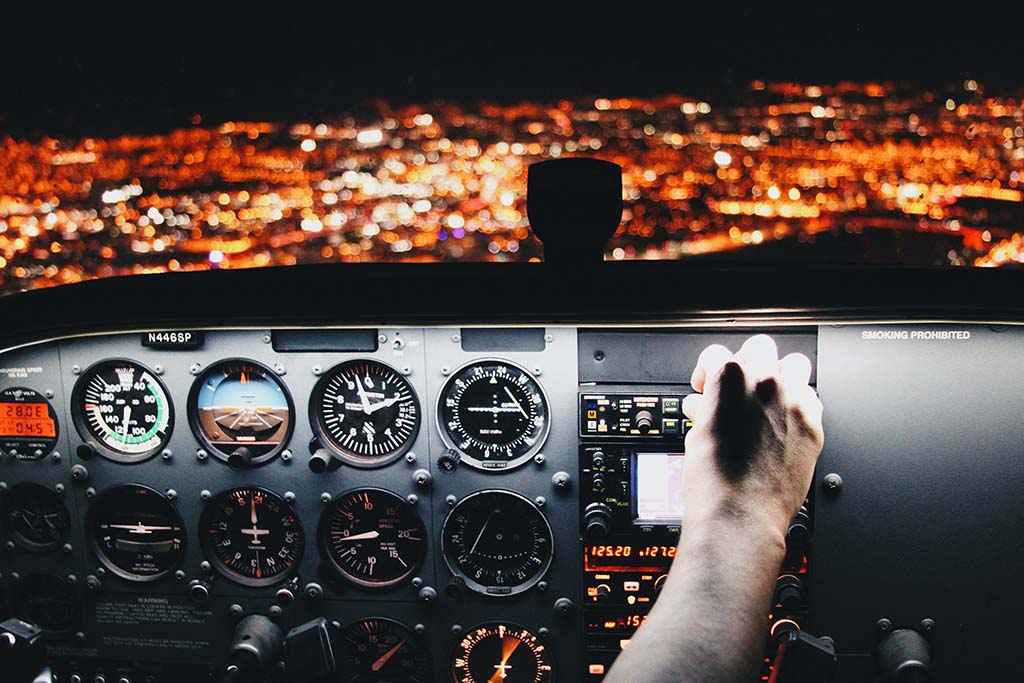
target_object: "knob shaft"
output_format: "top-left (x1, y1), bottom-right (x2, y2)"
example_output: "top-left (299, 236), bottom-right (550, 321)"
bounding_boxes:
top-left (635, 410), bottom-right (654, 433)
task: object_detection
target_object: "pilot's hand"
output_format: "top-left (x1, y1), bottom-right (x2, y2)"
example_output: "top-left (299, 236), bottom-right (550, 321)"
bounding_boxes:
top-left (681, 335), bottom-right (824, 539)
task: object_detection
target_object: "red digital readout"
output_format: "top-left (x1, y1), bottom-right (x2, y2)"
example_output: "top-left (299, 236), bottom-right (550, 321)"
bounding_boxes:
top-left (0, 403), bottom-right (56, 438)
top-left (585, 545), bottom-right (678, 571)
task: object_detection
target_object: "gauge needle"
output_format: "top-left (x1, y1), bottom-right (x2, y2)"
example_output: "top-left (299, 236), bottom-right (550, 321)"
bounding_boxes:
top-left (504, 386), bottom-right (528, 418)
top-left (355, 376), bottom-right (372, 414)
top-left (251, 495), bottom-right (258, 525)
top-left (370, 638), bottom-right (406, 672)
top-left (470, 510), bottom-right (496, 554)
top-left (121, 405), bottom-right (131, 442)
top-left (488, 636), bottom-right (521, 682)
top-left (366, 395), bottom-right (401, 414)
top-left (330, 530), bottom-right (380, 541)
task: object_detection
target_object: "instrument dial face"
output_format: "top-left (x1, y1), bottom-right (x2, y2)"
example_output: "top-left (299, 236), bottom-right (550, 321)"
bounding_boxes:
top-left (0, 387), bottom-right (59, 460)
top-left (318, 488), bottom-right (427, 589)
top-left (189, 359), bottom-right (294, 465)
top-left (452, 623), bottom-right (553, 683)
top-left (73, 360), bottom-right (173, 462)
top-left (341, 618), bottom-right (432, 683)
top-left (87, 485), bottom-right (185, 582)
top-left (441, 490), bottom-right (553, 596)
top-left (437, 360), bottom-right (550, 471)
top-left (17, 574), bottom-right (80, 636)
top-left (311, 359), bottom-right (420, 468)
top-left (2, 482), bottom-right (70, 553)
top-left (200, 487), bottom-right (303, 587)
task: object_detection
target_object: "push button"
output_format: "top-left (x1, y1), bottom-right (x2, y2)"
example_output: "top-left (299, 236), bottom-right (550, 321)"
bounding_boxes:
top-left (662, 418), bottom-right (680, 435)
top-left (662, 397), bottom-right (680, 414)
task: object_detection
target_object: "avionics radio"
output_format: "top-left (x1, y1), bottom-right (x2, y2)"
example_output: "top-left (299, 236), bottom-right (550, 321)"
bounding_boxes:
top-left (578, 394), bottom-right (814, 681)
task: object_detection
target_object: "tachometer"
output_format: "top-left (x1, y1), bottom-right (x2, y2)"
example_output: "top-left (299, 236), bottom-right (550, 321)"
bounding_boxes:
top-left (200, 487), bottom-right (303, 587)
top-left (437, 360), bottom-right (549, 471)
top-left (189, 359), bottom-right (294, 467)
top-left (72, 360), bottom-right (173, 462)
top-left (87, 484), bottom-right (186, 583)
top-left (341, 617), bottom-right (432, 682)
top-left (310, 359), bottom-right (420, 468)
top-left (441, 490), bottom-right (553, 596)
top-left (318, 487), bottom-right (427, 589)
top-left (451, 622), bottom-right (553, 683)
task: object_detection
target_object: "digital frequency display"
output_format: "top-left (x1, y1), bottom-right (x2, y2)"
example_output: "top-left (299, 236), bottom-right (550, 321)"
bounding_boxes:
top-left (635, 451), bottom-right (686, 521)
top-left (0, 402), bottom-right (57, 438)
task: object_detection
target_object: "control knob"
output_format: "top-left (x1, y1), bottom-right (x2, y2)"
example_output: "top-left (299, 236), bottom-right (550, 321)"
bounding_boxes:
top-left (584, 502), bottom-right (612, 540)
top-left (595, 583), bottom-right (611, 602)
top-left (635, 410), bottom-right (654, 434)
top-left (592, 451), bottom-right (605, 468)
top-left (786, 507), bottom-right (812, 551)
top-left (774, 575), bottom-right (804, 611)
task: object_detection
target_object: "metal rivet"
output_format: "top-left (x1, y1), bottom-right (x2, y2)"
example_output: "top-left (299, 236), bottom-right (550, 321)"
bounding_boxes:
top-left (85, 487), bottom-right (97, 498)
top-left (269, 605), bottom-right (283, 618)
top-left (274, 363), bottom-right (286, 375)
top-left (312, 365), bottom-right (323, 376)
top-left (440, 366), bottom-right (450, 376)
top-left (451, 624), bottom-right (463, 636)
top-left (402, 367), bottom-right (412, 376)
top-left (451, 334), bottom-right (461, 343)
top-left (154, 365), bottom-right (164, 375)
top-left (0, 482), bottom-right (6, 492)
top-left (262, 334), bottom-right (272, 344)
top-left (414, 623), bottom-right (426, 634)
top-left (538, 627), bottom-right (551, 638)
top-left (200, 490), bottom-right (211, 501)
top-left (45, 389), bottom-right (55, 399)
top-left (920, 618), bottom-right (935, 632)
top-left (378, 334), bottom-right (388, 343)
top-left (52, 451), bottom-right (62, 462)
top-left (593, 350), bottom-right (605, 362)
top-left (95, 567), bottom-right (105, 577)
top-left (5, 541), bottom-right (14, 551)
top-left (166, 489), bottom-right (177, 500)
top-left (190, 363), bottom-right (202, 375)
top-left (284, 491), bottom-right (295, 503)
top-left (533, 367), bottom-right (542, 376)
top-left (63, 543), bottom-right (73, 554)
top-left (197, 449), bottom-right (208, 461)
top-left (72, 365), bottom-right (81, 375)
top-left (877, 618), bottom-right (892, 633)
top-left (175, 570), bottom-right (186, 581)
top-left (281, 449), bottom-right (292, 463)
top-left (162, 449), bottom-right (172, 461)
top-left (544, 334), bottom-right (554, 343)
top-left (229, 604), bottom-right (244, 617)
top-left (54, 483), bottom-right (65, 494)
top-left (537, 581), bottom-right (549, 592)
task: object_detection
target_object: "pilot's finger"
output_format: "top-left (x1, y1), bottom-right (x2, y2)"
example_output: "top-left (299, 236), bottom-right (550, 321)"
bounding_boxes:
top-left (681, 392), bottom-right (706, 421)
top-left (690, 344), bottom-right (734, 393)
top-left (794, 384), bottom-right (824, 428)
top-left (735, 334), bottom-right (779, 381)
top-left (779, 352), bottom-right (813, 390)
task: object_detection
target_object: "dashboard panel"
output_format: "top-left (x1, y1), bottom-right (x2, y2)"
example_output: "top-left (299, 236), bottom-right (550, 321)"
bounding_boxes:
top-left (1, 264), bottom-right (1023, 682)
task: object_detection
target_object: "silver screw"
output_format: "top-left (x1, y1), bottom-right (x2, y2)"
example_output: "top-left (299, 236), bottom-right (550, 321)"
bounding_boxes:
top-left (452, 334), bottom-right (461, 343)
top-left (52, 451), bottom-right (62, 462)
top-left (535, 496), bottom-right (546, 507)
top-left (274, 363), bottom-right (286, 375)
top-left (262, 334), bottom-right (272, 344)
top-left (284, 491), bottom-right (295, 502)
top-left (321, 492), bottom-right (332, 503)
top-left (154, 365), bottom-right (164, 375)
top-left (312, 365), bottom-right (322, 376)
top-left (534, 453), bottom-right (546, 465)
top-left (162, 449), bottom-right (172, 461)
top-left (54, 483), bottom-right (65, 494)
top-left (407, 494), bottom-right (419, 505)
top-left (402, 367), bottom-right (411, 376)
top-left (440, 366), bottom-right (450, 376)
top-left (166, 489), bottom-right (177, 500)
top-left (175, 570), bottom-right (186, 581)
top-left (72, 365), bottom-right (81, 374)
top-left (533, 367), bottom-right (542, 376)
top-left (445, 495), bottom-right (457, 506)
top-left (190, 363), bottom-right (202, 375)
top-left (200, 490), bottom-right (211, 501)
top-left (405, 452), bottom-right (417, 463)
top-left (281, 449), bottom-right (292, 462)
top-left (378, 334), bottom-right (388, 343)
top-left (197, 449), bottom-right (208, 461)
top-left (544, 334), bottom-right (554, 343)
top-left (45, 389), bottom-right (55, 398)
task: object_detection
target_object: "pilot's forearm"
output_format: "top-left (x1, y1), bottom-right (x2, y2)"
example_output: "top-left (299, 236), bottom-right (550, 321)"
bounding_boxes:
top-left (604, 506), bottom-right (787, 683)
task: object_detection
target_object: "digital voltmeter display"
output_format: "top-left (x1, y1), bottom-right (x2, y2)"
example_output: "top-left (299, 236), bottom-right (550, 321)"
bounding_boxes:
top-left (0, 403), bottom-right (57, 437)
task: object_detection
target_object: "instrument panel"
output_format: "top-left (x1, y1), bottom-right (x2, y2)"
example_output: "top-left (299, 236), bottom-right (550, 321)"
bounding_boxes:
top-left (1, 321), bottom-right (1021, 682)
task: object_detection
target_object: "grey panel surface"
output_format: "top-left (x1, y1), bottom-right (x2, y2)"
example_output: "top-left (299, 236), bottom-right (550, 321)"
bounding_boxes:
top-left (459, 327), bottom-right (547, 352)
top-left (812, 324), bottom-right (1024, 680)
top-left (579, 329), bottom-right (818, 384)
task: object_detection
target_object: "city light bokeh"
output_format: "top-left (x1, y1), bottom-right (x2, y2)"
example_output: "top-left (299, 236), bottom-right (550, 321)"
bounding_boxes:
top-left (2, 80), bottom-right (1023, 295)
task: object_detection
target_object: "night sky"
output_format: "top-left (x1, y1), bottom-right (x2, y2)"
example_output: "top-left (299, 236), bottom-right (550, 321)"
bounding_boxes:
top-left (4, 6), bottom-right (1021, 137)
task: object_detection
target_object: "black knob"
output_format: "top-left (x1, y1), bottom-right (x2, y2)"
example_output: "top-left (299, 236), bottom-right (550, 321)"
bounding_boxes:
top-left (594, 583), bottom-right (611, 602)
top-left (437, 449), bottom-right (461, 473)
top-left (786, 508), bottom-right (812, 550)
top-left (308, 448), bottom-right (332, 474)
top-left (774, 575), bottom-right (804, 611)
top-left (876, 629), bottom-right (931, 683)
top-left (654, 574), bottom-right (668, 596)
top-left (189, 579), bottom-right (211, 603)
top-left (592, 452), bottom-right (605, 468)
top-left (227, 447), bottom-right (253, 470)
top-left (584, 503), bottom-right (612, 540)
top-left (219, 615), bottom-right (284, 683)
top-left (592, 473), bottom-right (606, 492)
top-left (446, 576), bottom-right (466, 598)
top-left (635, 410), bottom-right (654, 434)
top-left (76, 444), bottom-right (95, 460)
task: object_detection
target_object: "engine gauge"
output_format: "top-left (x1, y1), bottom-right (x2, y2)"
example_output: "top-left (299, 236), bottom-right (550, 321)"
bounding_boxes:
top-left (437, 360), bottom-right (550, 471)
top-left (2, 482), bottom-right (70, 553)
top-left (310, 359), bottom-right (420, 468)
top-left (0, 387), bottom-right (59, 460)
top-left (341, 617), bottom-right (432, 682)
top-left (451, 622), bottom-right (553, 683)
top-left (318, 488), bottom-right (427, 589)
top-left (87, 484), bottom-right (185, 583)
top-left (72, 360), bottom-right (173, 462)
top-left (441, 490), bottom-right (553, 596)
top-left (200, 487), bottom-right (303, 587)
top-left (17, 574), bottom-right (80, 636)
top-left (189, 359), bottom-right (294, 467)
